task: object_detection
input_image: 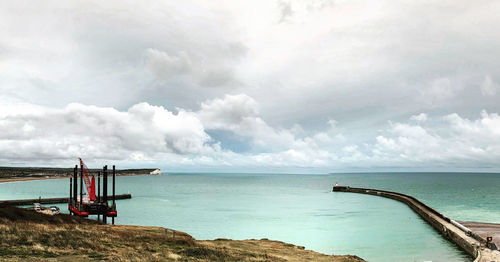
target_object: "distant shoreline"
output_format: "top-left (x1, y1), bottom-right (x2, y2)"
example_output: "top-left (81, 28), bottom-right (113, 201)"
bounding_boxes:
top-left (0, 173), bottom-right (158, 184)
top-left (0, 176), bottom-right (70, 184)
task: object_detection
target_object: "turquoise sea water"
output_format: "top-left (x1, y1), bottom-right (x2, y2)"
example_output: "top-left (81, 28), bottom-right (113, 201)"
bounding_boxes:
top-left (1, 172), bottom-right (499, 262)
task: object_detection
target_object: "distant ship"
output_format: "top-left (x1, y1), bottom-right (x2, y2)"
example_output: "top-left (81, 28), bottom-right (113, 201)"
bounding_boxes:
top-left (149, 169), bottom-right (162, 175)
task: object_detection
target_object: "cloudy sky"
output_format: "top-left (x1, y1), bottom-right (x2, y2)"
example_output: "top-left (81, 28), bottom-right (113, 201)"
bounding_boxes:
top-left (1, 0), bottom-right (500, 172)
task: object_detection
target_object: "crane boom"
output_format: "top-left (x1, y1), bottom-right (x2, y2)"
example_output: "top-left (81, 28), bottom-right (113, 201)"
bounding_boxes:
top-left (79, 158), bottom-right (96, 201)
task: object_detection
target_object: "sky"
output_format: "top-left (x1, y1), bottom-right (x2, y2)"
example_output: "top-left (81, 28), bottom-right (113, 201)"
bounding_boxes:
top-left (1, 0), bottom-right (500, 172)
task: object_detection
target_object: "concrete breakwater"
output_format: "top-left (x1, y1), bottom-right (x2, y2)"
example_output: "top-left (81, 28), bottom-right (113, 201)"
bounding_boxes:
top-left (0, 194), bottom-right (132, 206)
top-left (333, 186), bottom-right (500, 261)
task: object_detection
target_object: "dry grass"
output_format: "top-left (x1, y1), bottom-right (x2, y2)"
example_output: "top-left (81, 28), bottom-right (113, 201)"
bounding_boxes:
top-left (0, 205), bottom-right (364, 261)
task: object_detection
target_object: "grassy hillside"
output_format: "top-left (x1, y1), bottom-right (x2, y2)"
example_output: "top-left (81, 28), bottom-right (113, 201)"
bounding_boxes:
top-left (0, 204), bottom-right (364, 261)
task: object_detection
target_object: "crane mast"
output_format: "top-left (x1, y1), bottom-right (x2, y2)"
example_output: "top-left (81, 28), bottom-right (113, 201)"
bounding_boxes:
top-left (79, 158), bottom-right (96, 201)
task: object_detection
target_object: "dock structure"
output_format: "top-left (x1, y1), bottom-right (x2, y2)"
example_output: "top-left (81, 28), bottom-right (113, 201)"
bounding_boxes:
top-left (68, 162), bottom-right (120, 225)
top-left (333, 186), bottom-right (500, 262)
top-left (0, 194), bottom-right (131, 206)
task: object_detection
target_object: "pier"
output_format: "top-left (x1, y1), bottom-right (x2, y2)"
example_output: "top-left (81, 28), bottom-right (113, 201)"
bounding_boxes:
top-left (333, 186), bottom-right (500, 262)
top-left (0, 160), bottom-right (130, 225)
top-left (460, 221), bottom-right (500, 252)
top-left (0, 194), bottom-right (131, 206)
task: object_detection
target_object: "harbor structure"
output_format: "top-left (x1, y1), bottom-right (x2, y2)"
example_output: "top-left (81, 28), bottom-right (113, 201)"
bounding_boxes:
top-left (333, 186), bottom-right (500, 261)
top-left (68, 159), bottom-right (118, 225)
top-left (0, 194), bottom-right (131, 206)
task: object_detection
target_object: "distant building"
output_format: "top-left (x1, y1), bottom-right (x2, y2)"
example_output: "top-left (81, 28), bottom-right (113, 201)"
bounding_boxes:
top-left (150, 169), bottom-right (162, 175)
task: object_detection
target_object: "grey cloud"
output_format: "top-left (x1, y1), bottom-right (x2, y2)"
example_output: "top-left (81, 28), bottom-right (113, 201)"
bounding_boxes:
top-left (145, 48), bottom-right (239, 88)
top-left (410, 113), bottom-right (427, 122)
top-left (0, 1), bottom-right (246, 109)
top-left (278, 1), bottom-right (293, 23)
top-left (480, 76), bottom-right (497, 96)
top-left (145, 49), bottom-right (192, 80)
top-left (246, 0), bottom-right (500, 131)
top-left (1, 1), bottom-right (500, 171)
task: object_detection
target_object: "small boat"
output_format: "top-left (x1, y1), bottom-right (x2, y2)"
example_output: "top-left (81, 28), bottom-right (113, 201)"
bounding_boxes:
top-left (49, 206), bottom-right (61, 215)
top-left (27, 203), bottom-right (60, 215)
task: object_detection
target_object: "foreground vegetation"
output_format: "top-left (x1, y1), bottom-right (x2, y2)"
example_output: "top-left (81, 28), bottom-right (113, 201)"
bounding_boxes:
top-left (0, 205), bottom-right (364, 261)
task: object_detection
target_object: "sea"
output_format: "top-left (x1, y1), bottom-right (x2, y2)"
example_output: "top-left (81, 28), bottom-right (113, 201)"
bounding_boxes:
top-left (1, 172), bottom-right (499, 262)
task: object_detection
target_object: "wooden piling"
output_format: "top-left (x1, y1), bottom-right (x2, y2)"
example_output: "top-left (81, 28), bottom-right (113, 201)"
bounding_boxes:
top-left (73, 165), bottom-right (77, 215)
top-left (97, 171), bottom-right (100, 222)
top-left (69, 177), bottom-right (72, 215)
top-left (79, 164), bottom-right (83, 211)
top-left (112, 165), bottom-right (115, 225)
top-left (103, 165), bottom-right (108, 224)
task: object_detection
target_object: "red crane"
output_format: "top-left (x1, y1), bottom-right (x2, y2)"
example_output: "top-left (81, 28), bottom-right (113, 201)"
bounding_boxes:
top-left (79, 158), bottom-right (96, 202)
top-left (69, 159), bottom-right (118, 224)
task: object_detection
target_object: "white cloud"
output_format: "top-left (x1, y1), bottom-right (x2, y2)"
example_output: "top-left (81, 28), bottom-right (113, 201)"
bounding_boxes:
top-left (0, 102), bottom-right (216, 164)
top-left (445, 110), bottom-right (500, 140)
top-left (1, 94), bottom-right (500, 170)
top-left (197, 94), bottom-right (260, 130)
top-left (196, 94), bottom-right (346, 154)
top-left (371, 111), bottom-right (500, 167)
top-left (197, 94), bottom-right (295, 149)
top-left (373, 123), bottom-right (443, 163)
top-left (0, 94), bottom-right (348, 168)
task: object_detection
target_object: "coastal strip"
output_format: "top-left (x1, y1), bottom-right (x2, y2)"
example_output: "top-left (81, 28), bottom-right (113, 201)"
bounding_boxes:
top-left (0, 173), bottom-right (160, 184)
top-left (332, 186), bottom-right (500, 262)
top-left (0, 176), bottom-right (72, 184)
top-left (0, 166), bottom-right (159, 184)
top-left (0, 194), bottom-right (132, 206)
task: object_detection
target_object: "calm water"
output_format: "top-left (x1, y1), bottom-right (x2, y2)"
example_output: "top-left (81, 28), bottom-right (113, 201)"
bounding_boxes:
top-left (2, 172), bottom-right (500, 262)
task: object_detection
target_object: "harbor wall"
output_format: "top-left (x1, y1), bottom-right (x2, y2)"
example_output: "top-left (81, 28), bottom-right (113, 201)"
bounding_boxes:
top-left (333, 186), bottom-right (481, 258)
top-left (0, 194), bottom-right (132, 206)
